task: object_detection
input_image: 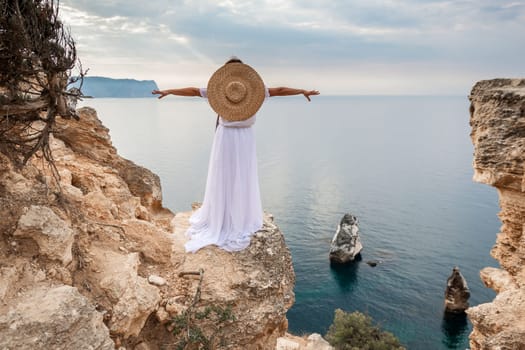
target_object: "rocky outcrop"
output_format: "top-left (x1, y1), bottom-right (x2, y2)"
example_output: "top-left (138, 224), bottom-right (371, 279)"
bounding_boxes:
top-left (466, 79), bottom-right (525, 349)
top-left (13, 205), bottom-right (76, 265)
top-left (76, 77), bottom-right (159, 98)
top-left (0, 107), bottom-right (295, 349)
top-left (329, 213), bottom-right (363, 263)
top-left (167, 212), bottom-right (295, 349)
top-left (0, 285), bottom-right (114, 350)
top-left (444, 267), bottom-right (470, 313)
top-left (276, 333), bottom-right (333, 350)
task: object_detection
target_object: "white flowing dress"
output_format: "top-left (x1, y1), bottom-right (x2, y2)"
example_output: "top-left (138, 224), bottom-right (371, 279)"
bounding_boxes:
top-left (184, 87), bottom-right (268, 253)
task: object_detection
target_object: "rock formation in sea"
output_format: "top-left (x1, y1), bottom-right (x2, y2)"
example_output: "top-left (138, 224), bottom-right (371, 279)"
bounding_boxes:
top-left (329, 213), bottom-right (363, 263)
top-left (444, 267), bottom-right (470, 313)
top-left (0, 107), bottom-right (295, 349)
top-left (466, 79), bottom-right (525, 349)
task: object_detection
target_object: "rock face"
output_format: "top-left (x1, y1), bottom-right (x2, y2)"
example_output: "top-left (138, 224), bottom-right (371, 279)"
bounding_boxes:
top-left (276, 333), bottom-right (334, 350)
top-left (0, 285), bottom-right (114, 350)
top-left (466, 79), bottom-right (525, 349)
top-left (0, 107), bottom-right (295, 349)
top-left (329, 213), bottom-right (363, 263)
top-left (444, 267), bottom-right (470, 313)
top-left (168, 212), bottom-right (295, 349)
top-left (14, 205), bottom-right (75, 265)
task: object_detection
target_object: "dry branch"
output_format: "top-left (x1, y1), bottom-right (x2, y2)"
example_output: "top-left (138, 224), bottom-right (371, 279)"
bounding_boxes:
top-left (0, 0), bottom-right (85, 168)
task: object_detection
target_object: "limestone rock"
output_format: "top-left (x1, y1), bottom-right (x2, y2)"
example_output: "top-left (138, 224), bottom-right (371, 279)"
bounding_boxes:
top-left (470, 79), bottom-right (525, 192)
top-left (0, 285), bottom-right (113, 350)
top-left (148, 275), bottom-right (166, 286)
top-left (155, 307), bottom-right (170, 323)
top-left (53, 106), bottom-right (117, 164)
top-left (329, 213), bottom-right (363, 263)
top-left (275, 333), bottom-right (334, 350)
top-left (114, 157), bottom-right (164, 211)
top-left (479, 267), bottom-right (518, 293)
top-left (305, 333), bottom-right (333, 350)
top-left (53, 108), bottom-right (165, 216)
top-left (171, 214), bottom-right (295, 350)
top-left (444, 267), bottom-right (470, 313)
top-left (467, 288), bottom-right (525, 350)
top-left (14, 205), bottom-right (75, 265)
top-left (164, 298), bottom-right (186, 314)
top-left (134, 342), bottom-right (152, 350)
top-left (94, 250), bottom-right (161, 338)
top-left (0, 267), bottom-right (18, 302)
top-left (276, 337), bottom-right (301, 350)
top-left (0, 106), bottom-right (295, 349)
top-left (122, 219), bottom-right (172, 264)
top-left (467, 78), bottom-right (525, 349)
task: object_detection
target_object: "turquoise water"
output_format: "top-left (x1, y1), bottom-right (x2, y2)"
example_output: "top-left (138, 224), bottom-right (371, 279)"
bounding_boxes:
top-left (79, 96), bottom-right (499, 349)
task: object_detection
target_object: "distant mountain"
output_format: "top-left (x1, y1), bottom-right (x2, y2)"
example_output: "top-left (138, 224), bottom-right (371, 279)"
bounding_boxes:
top-left (74, 76), bottom-right (158, 98)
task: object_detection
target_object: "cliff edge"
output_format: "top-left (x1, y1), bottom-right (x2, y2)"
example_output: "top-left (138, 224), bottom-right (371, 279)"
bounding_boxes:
top-left (0, 107), bottom-right (295, 349)
top-left (467, 79), bottom-right (525, 349)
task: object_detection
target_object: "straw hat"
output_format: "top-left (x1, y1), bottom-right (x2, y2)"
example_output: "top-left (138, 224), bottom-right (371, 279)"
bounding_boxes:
top-left (207, 62), bottom-right (265, 122)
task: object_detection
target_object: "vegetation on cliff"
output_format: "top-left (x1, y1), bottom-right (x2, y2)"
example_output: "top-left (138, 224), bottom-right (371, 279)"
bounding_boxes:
top-left (325, 309), bottom-right (405, 350)
top-left (0, 0), bottom-right (83, 166)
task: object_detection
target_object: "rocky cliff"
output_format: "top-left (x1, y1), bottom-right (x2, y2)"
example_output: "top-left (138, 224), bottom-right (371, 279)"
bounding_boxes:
top-left (467, 79), bottom-right (525, 349)
top-left (0, 107), bottom-right (295, 349)
top-left (78, 77), bottom-right (159, 98)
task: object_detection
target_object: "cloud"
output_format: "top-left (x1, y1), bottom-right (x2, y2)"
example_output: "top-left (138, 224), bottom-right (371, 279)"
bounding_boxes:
top-left (59, 0), bottom-right (525, 94)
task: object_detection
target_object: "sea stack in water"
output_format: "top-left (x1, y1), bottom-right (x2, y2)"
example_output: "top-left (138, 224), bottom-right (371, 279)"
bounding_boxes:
top-left (444, 267), bottom-right (470, 313)
top-left (329, 213), bottom-right (363, 264)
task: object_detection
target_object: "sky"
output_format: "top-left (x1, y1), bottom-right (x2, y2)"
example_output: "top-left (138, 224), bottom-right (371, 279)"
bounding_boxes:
top-left (60, 0), bottom-right (525, 95)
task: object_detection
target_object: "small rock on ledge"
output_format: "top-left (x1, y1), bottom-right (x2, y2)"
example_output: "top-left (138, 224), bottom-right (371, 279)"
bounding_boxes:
top-left (329, 213), bottom-right (363, 264)
top-left (147, 275), bottom-right (166, 286)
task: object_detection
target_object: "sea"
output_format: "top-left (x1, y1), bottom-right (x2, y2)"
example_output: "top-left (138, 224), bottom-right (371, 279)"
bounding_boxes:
top-left (78, 95), bottom-right (499, 350)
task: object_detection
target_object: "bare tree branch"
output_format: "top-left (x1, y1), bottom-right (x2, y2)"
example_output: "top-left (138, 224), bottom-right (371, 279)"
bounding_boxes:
top-left (0, 0), bottom-right (85, 168)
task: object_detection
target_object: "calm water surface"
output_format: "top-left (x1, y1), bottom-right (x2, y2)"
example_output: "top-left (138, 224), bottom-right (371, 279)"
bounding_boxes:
top-left (79, 96), bottom-right (499, 349)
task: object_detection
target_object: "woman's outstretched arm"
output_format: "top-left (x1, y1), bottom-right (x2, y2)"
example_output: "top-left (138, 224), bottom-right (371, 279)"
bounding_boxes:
top-left (152, 87), bottom-right (201, 99)
top-left (268, 87), bottom-right (320, 101)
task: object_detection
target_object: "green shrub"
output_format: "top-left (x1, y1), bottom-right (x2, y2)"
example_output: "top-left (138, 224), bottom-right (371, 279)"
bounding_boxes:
top-left (325, 309), bottom-right (405, 350)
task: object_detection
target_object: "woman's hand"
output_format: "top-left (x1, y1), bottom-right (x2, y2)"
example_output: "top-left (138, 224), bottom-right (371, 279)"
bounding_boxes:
top-left (303, 90), bottom-right (320, 102)
top-left (152, 89), bottom-right (169, 99)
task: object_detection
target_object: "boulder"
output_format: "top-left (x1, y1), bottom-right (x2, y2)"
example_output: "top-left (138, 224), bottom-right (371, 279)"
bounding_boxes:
top-left (275, 337), bottom-right (301, 350)
top-left (0, 285), bottom-right (113, 350)
top-left (305, 333), bottom-right (333, 350)
top-left (329, 214), bottom-right (363, 263)
top-left (14, 205), bottom-right (75, 265)
top-left (93, 250), bottom-right (161, 338)
top-left (275, 333), bottom-right (334, 350)
top-left (122, 219), bottom-right (172, 264)
top-left (444, 267), bottom-right (470, 313)
top-left (148, 275), bottom-right (166, 286)
top-left (53, 106), bottom-right (117, 165)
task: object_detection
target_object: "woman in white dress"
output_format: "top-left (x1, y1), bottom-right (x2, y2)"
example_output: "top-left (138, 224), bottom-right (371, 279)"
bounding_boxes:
top-left (153, 57), bottom-right (319, 253)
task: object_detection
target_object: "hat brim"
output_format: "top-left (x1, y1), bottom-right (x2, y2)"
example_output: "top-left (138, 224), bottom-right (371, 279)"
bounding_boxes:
top-left (207, 63), bottom-right (265, 122)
